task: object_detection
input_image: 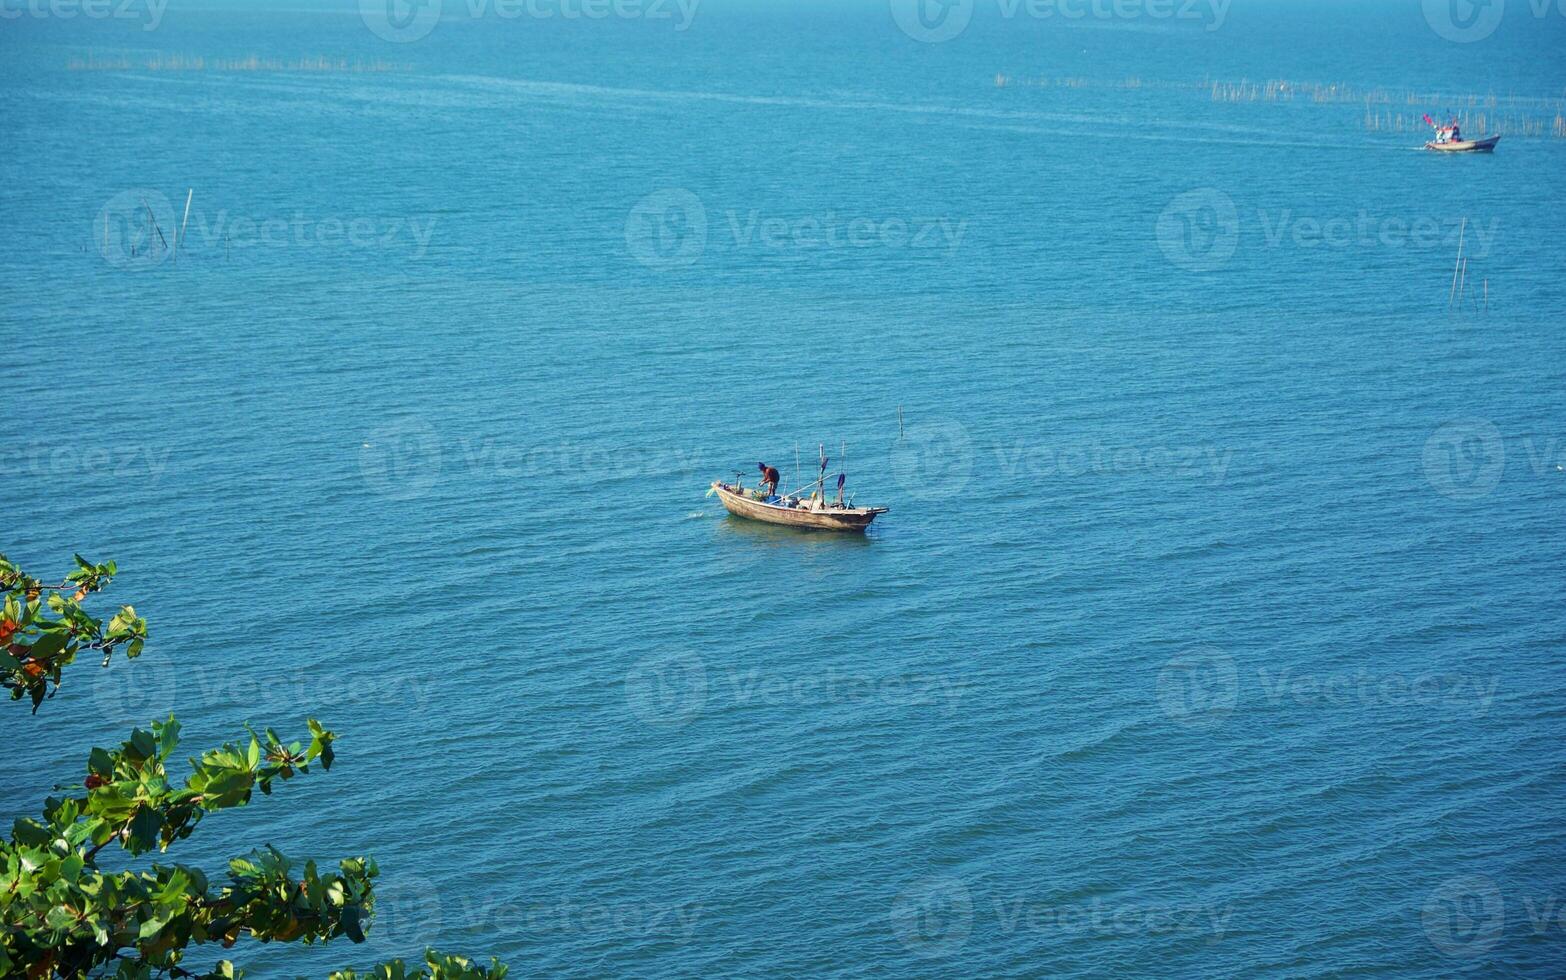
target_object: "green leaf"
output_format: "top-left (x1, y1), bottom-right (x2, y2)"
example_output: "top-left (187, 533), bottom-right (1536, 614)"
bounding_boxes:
top-left (126, 805), bottom-right (162, 853)
top-left (12, 818), bottom-right (52, 847)
top-left (30, 631), bottom-right (68, 661)
top-left (158, 716), bottom-right (181, 759)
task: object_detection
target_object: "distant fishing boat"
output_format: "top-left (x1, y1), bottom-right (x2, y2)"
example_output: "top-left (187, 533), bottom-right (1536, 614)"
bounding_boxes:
top-left (709, 445), bottom-right (887, 533)
top-left (1423, 114), bottom-right (1499, 153)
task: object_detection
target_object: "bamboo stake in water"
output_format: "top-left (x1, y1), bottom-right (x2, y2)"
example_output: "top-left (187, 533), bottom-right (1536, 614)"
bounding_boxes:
top-left (176, 189), bottom-right (193, 265)
top-left (897, 405), bottom-right (904, 439)
top-left (142, 199), bottom-right (168, 256)
top-left (1448, 217), bottom-right (1466, 308)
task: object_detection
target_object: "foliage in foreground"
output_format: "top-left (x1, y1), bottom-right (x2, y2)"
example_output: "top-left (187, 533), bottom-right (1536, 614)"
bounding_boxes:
top-left (0, 555), bottom-right (503, 979)
top-left (0, 554), bottom-right (145, 712)
top-left (328, 950), bottom-right (508, 980)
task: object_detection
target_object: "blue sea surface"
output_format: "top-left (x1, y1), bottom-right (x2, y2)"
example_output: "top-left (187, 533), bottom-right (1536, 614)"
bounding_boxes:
top-left (2, 0), bottom-right (1565, 975)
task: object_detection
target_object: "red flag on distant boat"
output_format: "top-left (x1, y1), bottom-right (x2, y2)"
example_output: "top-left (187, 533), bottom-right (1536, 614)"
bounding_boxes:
top-left (1423, 113), bottom-right (1435, 126)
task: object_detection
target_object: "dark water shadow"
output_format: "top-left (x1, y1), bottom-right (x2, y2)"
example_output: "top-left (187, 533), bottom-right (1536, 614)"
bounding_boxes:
top-left (713, 513), bottom-right (876, 548)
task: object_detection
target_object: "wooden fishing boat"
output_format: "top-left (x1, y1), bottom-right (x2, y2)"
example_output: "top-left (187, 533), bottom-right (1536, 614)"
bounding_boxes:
top-left (1425, 134), bottom-right (1500, 153)
top-left (1422, 118), bottom-right (1499, 153)
top-left (710, 482), bottom-right (887, 532)
top-left (712, 446), bottom-right (888, 532)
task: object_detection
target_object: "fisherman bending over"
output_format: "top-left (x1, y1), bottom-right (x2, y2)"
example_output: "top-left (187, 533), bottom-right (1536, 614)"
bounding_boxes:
top-left (757, 462), bottom-right (781, 498)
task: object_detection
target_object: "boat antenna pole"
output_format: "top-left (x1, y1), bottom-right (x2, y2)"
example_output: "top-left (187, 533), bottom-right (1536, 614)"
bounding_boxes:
top-left (817, 444), bottom-right (827, 500)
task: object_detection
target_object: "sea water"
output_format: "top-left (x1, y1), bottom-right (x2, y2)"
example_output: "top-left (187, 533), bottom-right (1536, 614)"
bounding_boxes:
top-left (2, 0), bottom-right (1564, 975)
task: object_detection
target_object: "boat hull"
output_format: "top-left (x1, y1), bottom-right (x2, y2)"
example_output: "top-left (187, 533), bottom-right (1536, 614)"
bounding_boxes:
top-left (1425, 135), bottom-right (1500, 153)
top-left (712, 483), bottom-right (884, 532)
